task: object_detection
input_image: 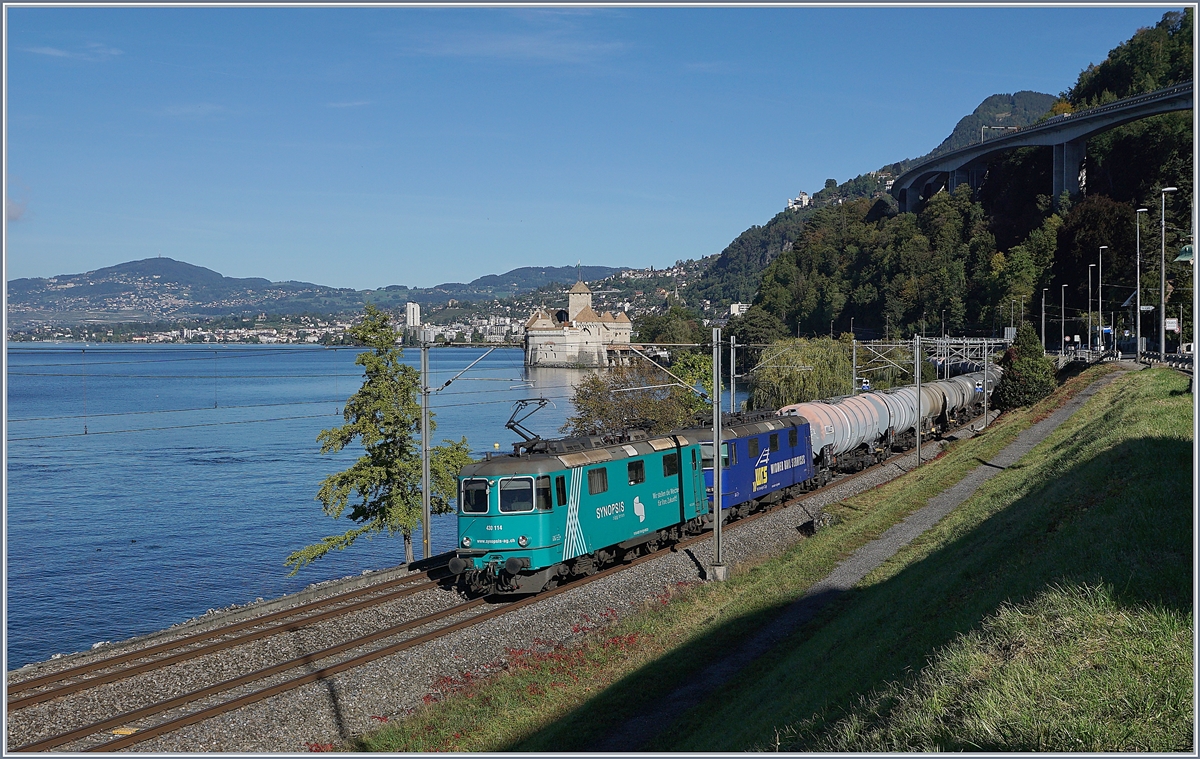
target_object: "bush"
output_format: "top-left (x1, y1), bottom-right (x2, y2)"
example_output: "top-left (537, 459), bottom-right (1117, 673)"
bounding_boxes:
top-left (992, 323), bottom-right (1058, 409)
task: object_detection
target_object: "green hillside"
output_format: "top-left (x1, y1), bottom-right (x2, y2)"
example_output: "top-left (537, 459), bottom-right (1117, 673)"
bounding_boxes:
top-left (688, 9), bottom-right (1192, 323)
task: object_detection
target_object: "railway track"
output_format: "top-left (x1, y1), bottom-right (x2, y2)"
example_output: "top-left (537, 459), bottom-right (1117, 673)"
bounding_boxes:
top-left (6, 434), bottom-right (937, 753)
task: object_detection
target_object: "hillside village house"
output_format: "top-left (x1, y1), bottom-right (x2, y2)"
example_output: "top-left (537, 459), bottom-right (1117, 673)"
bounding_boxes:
top-left (524, 280), bottom-right (632, 367)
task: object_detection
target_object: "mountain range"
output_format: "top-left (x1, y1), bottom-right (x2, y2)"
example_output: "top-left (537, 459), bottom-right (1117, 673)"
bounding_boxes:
top-left (7, 258), bottom-right (625, 328)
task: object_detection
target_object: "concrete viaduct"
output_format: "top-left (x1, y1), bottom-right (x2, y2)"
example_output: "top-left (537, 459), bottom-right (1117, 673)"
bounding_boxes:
top-left (889, 81), bottom-right (1193, 213)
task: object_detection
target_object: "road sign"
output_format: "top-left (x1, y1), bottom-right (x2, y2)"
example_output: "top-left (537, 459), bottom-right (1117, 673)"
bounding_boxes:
top-left (1166, 318), bottom-right (1179, 332)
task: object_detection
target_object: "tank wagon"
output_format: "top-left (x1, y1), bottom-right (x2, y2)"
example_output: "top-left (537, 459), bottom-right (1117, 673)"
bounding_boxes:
top-left (779, 367), bottom-right (1002, 477)
top-left (447, 431), bottom-right (708, 595)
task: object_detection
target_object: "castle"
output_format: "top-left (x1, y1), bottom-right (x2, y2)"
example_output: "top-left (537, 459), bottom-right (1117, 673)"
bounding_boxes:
top-left (523, 280), bottom-right (632, 367)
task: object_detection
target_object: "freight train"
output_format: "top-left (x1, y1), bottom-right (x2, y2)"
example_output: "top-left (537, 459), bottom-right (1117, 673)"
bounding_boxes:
top-left (446, 367), bottom-right (1002, 595)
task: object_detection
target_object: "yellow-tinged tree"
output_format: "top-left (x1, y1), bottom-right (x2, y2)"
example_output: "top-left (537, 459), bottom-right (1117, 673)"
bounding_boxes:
top-left (286, 305), bottom-right (472, 572)
top-left (561, 353), bottom-right (713, 437)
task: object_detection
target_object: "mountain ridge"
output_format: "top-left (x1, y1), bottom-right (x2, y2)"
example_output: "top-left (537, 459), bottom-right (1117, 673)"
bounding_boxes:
top-left (7, 258), bottom-right (626, 327)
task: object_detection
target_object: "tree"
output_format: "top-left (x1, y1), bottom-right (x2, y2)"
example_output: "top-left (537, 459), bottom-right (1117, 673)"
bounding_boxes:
top-left (285, 304), bottom-right (472, 573)
top-left (560, 356), bottom-right (712, 437)
top-left (990, 323), bottom-right (1058, 410)
top-left (746, 337), bottom-right (854, 410)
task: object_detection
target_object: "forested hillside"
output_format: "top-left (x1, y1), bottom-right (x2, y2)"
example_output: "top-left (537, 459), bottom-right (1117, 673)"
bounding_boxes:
top-left (725, 8), bottom-right (1192, 344)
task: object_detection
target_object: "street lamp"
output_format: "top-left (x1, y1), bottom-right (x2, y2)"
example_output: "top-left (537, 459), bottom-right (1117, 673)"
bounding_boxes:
top-left (1161, 187), bottom-right (1178, 356)
top-left (1136, 207), bottom-right (1148, 362)
top-left (1088, 263), bottom-right (1095, 351)
top-left (1099, 245), bottom-right (1107, 353)
top-left (1010, 299), bottom-right (1015, 331)
top-left (1061, 284), bottom-right (1068, 353)
top-left (1041, 288), bottom-right (1049, 354)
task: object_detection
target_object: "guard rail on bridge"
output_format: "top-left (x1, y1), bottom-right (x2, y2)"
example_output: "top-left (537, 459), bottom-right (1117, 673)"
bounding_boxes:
top-left (1141, 351), bottom-right (1195, 373)
top-left (891, 81), bottom-right (1193, 212)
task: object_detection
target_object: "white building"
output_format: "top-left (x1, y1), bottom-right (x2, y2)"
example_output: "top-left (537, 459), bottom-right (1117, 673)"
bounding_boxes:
top-left (730, 302), bottom-right (751, 317)
top-left (524, 280), bottom-right (632, 367)
top-left (787, 191), bottom-right (811, 210)
top-left (405, 302), bottom-right (421, 328)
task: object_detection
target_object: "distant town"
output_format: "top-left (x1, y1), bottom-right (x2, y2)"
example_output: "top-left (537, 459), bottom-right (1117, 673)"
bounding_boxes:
top-left (8, 260), bottom-right (729, 346)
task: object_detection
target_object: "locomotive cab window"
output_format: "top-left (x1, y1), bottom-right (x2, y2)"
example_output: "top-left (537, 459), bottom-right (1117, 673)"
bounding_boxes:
top-left (587, 467), bottom-right (608, 495)
top-left (461, 479), bottom-right (490, 514)
top-left (701, 442), bottom-right (731, 469)
top-left (555, 476), bottom-right (567, 507)
top-left (769, 433), bottom-right (779, 452)
top-left (748, 437), bottom-right (759, 459)
top-left (499, 478), bottom-right (535, 513)
top-left (663, 452), bottom-right (680, 478)
top-left (628, 460), bottom-right (645, 486)
top-left (788, 427), bottom-right (798, 448)
top-left (535, 476), bottom-right (553, 510)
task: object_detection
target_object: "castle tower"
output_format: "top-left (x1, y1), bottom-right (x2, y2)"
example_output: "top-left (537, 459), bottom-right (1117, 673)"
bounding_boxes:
top-left (567, 280), bottom-right (592, 322)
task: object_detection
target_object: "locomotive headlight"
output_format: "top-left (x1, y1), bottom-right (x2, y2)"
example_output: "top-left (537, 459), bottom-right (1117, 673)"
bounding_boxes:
top-left (517, 535), bottom-right (529, 548)
top-left (461, 536), bottom-right (471, 548)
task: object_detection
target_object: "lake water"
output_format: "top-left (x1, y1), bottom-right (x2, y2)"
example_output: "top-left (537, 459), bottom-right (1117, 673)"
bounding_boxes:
top-left (5, 344), bottom-right (596, 670)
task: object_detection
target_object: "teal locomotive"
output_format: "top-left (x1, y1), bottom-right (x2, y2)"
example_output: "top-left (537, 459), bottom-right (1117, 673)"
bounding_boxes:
top-left (446, 431), bottom-right (709, 595)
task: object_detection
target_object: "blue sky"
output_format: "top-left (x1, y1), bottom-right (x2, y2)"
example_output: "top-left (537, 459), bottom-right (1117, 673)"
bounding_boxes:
top-left (5, 5), bottom-right (1179, 290)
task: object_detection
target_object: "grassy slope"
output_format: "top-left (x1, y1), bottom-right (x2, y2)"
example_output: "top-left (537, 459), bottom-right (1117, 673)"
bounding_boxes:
top-left (660, 367), bottom-right (1193, 751)
top-left (353, 366), bottom-right (1191, 752)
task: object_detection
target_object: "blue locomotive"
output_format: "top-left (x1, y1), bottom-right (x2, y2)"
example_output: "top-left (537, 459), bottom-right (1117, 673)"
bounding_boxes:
top-left (682, 412), bottom-right (815, 521)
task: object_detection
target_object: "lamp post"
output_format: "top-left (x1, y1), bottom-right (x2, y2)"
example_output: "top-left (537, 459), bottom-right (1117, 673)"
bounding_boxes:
top-left (1162, 187), bottom-right (1178, 356)
top-left (1099, 245), bottom-right (1107, 353)
top-left (1136, 207), bottom-right (1148, 361)
top-left (1010, 299), bottom-right (1015, 333)
top-left (1041, 288), bottom-right (1049, 354)
top-left (1061, 284), bottom-right (1068, 353)
top-left (1088, 264), bottom-right (1095, 351)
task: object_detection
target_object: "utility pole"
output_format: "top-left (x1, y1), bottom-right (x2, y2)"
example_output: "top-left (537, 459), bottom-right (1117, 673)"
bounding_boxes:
top-left (940, 310), bottom-right (946, 380)
top-left (1088, 264), bottom-right (1094, 351)
top-left (1137, 207), bottom-right (1147, 362)
top-left (1099, 245), bottom-right (1107, 354)
top-left (710, 328), bottom-right (727, 581)
top-left (852, 338), bottom-right (857, 395)
top-left (850, 316), bottom-right (856, 393)
top-left (729, 335), bottom-right (737, 414)
top-left (982, 340), bottom-right (989, 430)
top-left (420, 342), bottom-right (431, 561)
top-left (914, 335), bottom-right (921, 468)
top-left (1041, 288), bottom-right (1048, 354)
top-left (1162, 187), bottom-right (1179, 357)
top-left (1061, 284), bottom-right (1068, 353)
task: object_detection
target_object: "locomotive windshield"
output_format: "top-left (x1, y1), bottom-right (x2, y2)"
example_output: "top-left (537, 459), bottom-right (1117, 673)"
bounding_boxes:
top-left (461, 479), bottom-right (490, 513)
top-left (700, 442), bottom-right (730, 469)
top-left (499, 477), bottom-right (535, 513)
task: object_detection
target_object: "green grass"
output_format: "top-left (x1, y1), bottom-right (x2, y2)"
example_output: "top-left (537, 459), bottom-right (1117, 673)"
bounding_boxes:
top-left (660, 366), bottom-right (1192, 751)
top-left (778, 583), bottom-right (1191, 751)
top-left (350, 366), bottom-right (1192, 752)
